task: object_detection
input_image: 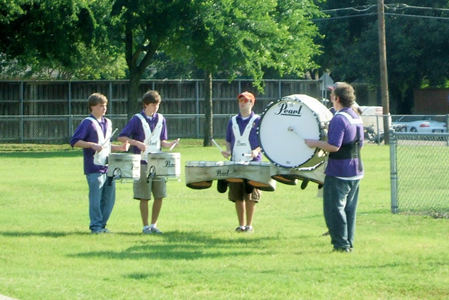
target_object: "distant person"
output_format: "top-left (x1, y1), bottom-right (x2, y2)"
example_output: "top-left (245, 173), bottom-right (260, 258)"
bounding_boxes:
top-left (221, 91), bottom-right (262, 233)
top-left (118, 90), bottom-right (179, 234)
top-left (70, 93), bottom-right (129, 234)
top-left (305, 82), bottom-right (364, 252)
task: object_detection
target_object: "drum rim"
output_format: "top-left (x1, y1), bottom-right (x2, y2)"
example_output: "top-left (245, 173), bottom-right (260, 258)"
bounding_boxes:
top-left (257, 96), bottom-right (324, 168)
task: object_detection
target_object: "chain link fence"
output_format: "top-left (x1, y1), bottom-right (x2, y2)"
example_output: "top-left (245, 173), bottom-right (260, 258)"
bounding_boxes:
top-left (390, 132), bottom-right (449, 218)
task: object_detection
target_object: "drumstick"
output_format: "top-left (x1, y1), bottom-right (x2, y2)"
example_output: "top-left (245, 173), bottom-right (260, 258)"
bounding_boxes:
top-left (210, 136), bottom-right (224, 152)
top-left (169, 138), bottom-right (180, 151)
top-left (101, 128), bottom-right (118, 147)
top-left (210, 136), bottom-right (230, 160)
top-left (288, 126), bottom-right (304, 140)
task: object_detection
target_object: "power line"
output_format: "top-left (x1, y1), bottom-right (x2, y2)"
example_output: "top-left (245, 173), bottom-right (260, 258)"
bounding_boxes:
top-left (322, 3), bottom-right (449, 14)
top-left (314, 3), bottom-right (449, 21)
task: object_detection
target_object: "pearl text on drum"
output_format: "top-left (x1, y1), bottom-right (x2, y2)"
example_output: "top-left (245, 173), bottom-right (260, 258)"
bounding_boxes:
top-left (275, 103), bottom-right (303, 116)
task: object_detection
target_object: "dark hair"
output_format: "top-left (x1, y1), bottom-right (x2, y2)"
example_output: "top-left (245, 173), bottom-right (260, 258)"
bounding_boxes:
top-left (141, 90), bottom-right (161, 107)
top-left (87, 93), bottom-right (108, 112)
top-left (333, 82), bottom-right (356, 108)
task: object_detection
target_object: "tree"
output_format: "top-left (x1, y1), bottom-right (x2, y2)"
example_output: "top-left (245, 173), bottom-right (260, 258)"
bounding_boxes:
top-left (314, 0), bottom-right (449, 113)
top-left (165, 0), bottom-right (323, 145)
top-left (109, 0), bottom-right (198, 117)
top-left (0, 0), bottom-right (126, 79)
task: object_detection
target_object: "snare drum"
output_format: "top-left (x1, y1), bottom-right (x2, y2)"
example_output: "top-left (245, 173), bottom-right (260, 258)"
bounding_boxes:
top-left (185, 161), bottom-right (238, 189)
top-left (258, 94), bottom-right (333, 169)
top-left (107, 153), bottom-right (141, 180)
top-left (147, 152), bottom-right (181, 179)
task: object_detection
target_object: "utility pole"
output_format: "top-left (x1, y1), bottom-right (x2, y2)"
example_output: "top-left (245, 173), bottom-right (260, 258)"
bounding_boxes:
top-left (378, 0), bottom-right (391, 144)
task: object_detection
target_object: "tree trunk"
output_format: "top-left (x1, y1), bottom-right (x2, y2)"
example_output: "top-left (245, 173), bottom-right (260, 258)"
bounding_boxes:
top-left (203, 70), bottom-right (213, 146)
top-left (127, 73), bottom-right (141, 119)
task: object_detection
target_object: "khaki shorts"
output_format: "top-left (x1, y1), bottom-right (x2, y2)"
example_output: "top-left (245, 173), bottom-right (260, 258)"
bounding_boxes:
top-left (228, 182), bottom-right (261, 202)
top-left (133, 163), bottom-right (167, 200)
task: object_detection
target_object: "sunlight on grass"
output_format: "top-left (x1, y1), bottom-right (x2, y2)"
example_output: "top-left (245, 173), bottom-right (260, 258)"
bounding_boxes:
top-left (1, 142), bottom-right (448, 299)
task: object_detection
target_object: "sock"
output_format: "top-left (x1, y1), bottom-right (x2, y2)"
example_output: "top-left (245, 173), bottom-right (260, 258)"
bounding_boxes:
top-left (150, 224), bottom-right (156, 228)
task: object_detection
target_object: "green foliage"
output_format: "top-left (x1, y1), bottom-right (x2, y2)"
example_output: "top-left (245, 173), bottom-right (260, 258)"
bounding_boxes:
top-left (314, 1), bottom-right (449, 113)
top-left (166, 0), bottom-right (323, 91)
top-left (0, 0), bottom-right (126, 80)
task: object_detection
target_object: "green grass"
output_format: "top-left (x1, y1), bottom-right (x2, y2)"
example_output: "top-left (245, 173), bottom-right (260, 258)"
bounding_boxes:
top-left (1, 141), bottom-right (449, 299)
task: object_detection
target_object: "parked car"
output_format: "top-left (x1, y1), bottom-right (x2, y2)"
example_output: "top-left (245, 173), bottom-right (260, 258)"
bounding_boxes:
top-left (392, 118), bottom-right (447, 133)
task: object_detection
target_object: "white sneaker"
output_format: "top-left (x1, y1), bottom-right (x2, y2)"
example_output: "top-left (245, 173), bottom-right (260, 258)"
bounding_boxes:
top-left (235, 226), bottom-right (246, 232)
top-left (143, 227), bottom-right (163, 234)
top-left (244, 226), bottom-right (253, 233)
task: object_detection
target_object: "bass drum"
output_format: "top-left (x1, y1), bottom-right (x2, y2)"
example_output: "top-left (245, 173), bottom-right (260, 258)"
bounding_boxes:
top-left (258, 94), bottom-right (333, 169)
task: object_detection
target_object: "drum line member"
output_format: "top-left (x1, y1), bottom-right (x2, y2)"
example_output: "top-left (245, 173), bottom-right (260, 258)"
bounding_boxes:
top-left (118, 90), bottom-right (178, 234)
top-left (70, 93), bottom-right (129, 234)
top-left (221, 91), bottom-right (262, 233)
top-left (304, 82), bottom-right (364, 253)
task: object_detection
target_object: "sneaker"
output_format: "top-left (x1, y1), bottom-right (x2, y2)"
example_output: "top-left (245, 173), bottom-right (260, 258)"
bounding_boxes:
top-left (235, 226), bottom-right (246, 232)
top-left (332, 247), bottom-right (352, 253)
top-left (244, 226), bottom-right (253, 233)
top-left (91, 229), bottom-right (103, 234)
top-left (143, 227), bottom-right (163, 234)
top-left (101, 228), bottom-right (111, 233)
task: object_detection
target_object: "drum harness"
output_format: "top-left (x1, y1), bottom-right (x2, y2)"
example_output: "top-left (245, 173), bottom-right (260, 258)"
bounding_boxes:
top-left (135, 113), bottom-right (164, 182)
top-left (227, 115), bottom-right (260, 194)
top-left (328, 111), bottom-right (364, 172)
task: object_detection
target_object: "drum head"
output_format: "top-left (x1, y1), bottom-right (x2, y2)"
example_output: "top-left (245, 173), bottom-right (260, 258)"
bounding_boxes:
top-left (258, 94), bottom-right (331, 168)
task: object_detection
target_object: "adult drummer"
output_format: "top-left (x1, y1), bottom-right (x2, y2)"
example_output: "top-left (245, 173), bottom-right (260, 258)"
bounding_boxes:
top-left (304, 82), bottom-right (364, 253)
top-left (221, 91), bottom-right (262, 233)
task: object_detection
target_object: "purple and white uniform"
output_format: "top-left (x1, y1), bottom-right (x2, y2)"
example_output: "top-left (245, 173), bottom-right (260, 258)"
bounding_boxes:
top-left (325, 107), bottom-right (364, 178)
top-left (118, 111), bottom-right (168, 164)
top-left (70, 115), bottom-right (110, 175)
top-left (225, 112), bottom-right (262, 162)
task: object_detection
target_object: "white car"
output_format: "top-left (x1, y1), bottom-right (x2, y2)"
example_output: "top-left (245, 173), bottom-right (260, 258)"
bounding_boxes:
top-left (393, 119), bottom-right (447, 133)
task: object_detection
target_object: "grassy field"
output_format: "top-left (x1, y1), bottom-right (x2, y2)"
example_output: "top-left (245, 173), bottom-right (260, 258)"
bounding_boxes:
top-left (0, 140), bottom-right (448, 300)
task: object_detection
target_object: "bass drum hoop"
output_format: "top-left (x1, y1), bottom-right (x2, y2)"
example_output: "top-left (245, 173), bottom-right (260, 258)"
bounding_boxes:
top-left (257, 95), bottom-right (328, 169)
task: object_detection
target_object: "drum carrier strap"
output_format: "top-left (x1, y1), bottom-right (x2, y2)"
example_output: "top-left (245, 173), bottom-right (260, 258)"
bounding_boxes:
top-left (328, 112), bottom-right (363, 172)
top-left (86, 117), bottom-right (112, 166)
top-left (135, 113), bottom-right (163, 161)
top-left (231, 114), bottom-right (259, 163)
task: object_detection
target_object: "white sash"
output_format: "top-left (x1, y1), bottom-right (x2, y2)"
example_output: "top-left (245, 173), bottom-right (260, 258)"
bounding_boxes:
top-left (135, 113), bottom-right (163, 161)
top-left (335, 112), bottom-right (364, 125)
top-left (231, 115), bottom-right (258, 162)
top-left (86, 117), bottom-right (112, 166)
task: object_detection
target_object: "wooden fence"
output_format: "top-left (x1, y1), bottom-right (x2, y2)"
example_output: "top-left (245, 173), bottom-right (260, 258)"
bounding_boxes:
top-left (0, 79), bottom-right (323, 143)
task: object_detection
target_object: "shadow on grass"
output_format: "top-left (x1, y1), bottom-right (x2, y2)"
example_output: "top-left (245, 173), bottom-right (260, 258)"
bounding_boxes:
top-left (65, 230), bottom-right (280, 261)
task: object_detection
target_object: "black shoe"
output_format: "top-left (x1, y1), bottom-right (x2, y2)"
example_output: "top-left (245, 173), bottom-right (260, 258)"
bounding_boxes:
top-left (217, 180), bottom-right (228, 193)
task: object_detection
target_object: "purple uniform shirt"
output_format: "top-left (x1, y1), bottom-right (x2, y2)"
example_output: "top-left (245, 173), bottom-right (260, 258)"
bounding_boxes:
top-left (118, 111), bottom-right (168, 163)
top-left (325, 107), bottom-right (364, 177)
top-left (225, 112), bottom-right (262, 162)
top-left (69, 115), bottom-right (109, 175)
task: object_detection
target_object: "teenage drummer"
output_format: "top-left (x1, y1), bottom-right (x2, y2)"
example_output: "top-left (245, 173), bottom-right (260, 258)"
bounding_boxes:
top-left (118, 90), bottom-right (179, 235)
top-left (221, 91), bottom-right (262, 233)
top-left (70, 93), bottom-right (129, 234)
